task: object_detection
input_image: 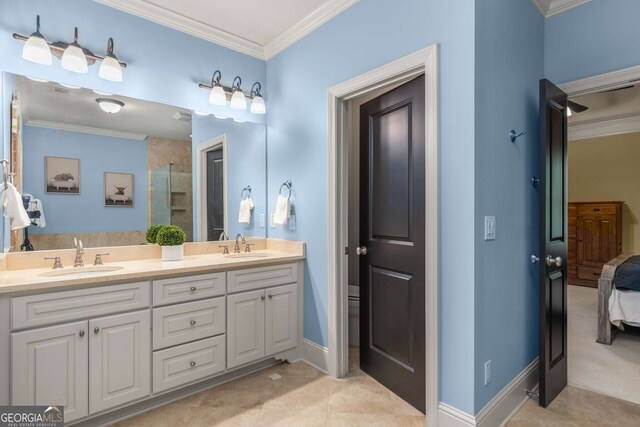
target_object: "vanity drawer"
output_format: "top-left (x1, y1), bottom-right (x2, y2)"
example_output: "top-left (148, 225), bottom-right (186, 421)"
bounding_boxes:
top-left (153, 297), bottom-right (225, 350)
top-left (11, 282), bottom-right (150, 331)
top-left (153, 273), bottom-right (226, 307)
top-left (153, 335), bottom-right (226, 394)
top-left (227, 263), bottom-right (298, 294)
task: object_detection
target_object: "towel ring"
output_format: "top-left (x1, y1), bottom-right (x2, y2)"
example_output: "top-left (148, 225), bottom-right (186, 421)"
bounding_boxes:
top-left (241, 186), bottom-right (252, 199)
top-left (279, 180), bottom-right (292, 200)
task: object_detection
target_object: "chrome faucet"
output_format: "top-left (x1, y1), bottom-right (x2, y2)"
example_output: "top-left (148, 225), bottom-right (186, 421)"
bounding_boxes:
top-left (44, 256), bottom-right (63, 269)
top-left (73, 238), bottom-right (84, 267)
top-left (219, 232), bottom-right (229, 241)
top-left (234, 234), bottom-right (245, 254)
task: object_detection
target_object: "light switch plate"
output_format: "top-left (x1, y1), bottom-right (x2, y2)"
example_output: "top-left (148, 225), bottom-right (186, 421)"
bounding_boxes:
top-left (270, 214), bottom-right (276, 228)
top-left (259, 214), bottom-right (265, 228)
top-left (484, 216), bottom-right (496, 240)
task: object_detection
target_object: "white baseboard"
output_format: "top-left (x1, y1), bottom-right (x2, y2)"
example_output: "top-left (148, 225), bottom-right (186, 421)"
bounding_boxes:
top-left (300, 338), bottom-right (329, 374)
top-left (437, 357), bottom-right (539, 427)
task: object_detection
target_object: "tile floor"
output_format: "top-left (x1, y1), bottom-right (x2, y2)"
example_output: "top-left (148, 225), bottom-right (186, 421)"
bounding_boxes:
top-left (115, 348), bottom-right (425, 426)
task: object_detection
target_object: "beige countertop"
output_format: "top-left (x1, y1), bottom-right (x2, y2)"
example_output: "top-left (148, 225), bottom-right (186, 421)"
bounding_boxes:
top-left (0, 240), bottom-right (305, 294)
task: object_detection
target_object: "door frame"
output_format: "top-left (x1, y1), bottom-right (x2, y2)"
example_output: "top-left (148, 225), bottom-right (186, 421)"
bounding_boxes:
top-left (195, 134), bottom-right (228, 241)
top-left (327, 45), bottom-right (439, 424)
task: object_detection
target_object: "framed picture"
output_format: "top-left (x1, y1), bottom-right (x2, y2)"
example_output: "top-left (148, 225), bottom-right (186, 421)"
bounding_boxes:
top-left (104, 172), bottom-right (134, 207)
top-left (45, 156), bottom-right (80, 194)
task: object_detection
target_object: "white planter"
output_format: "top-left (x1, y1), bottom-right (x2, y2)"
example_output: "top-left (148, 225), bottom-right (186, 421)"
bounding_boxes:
top-left (161, 245), bottom-right (184, 261)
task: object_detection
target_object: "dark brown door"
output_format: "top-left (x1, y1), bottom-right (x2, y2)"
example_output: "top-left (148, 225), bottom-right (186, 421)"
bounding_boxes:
top-left (359, 75), bottom-right (425, 412)
top-left (538, 79), bottom-right (569, 407)
top-left (206, 148), bottom-right (224, 241)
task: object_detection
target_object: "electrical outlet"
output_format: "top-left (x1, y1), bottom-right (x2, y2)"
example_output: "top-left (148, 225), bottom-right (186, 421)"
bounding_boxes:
top-left (270, 214), bottom-right (276, 228)
top-left (484, 360), bottom-right (492, 386)
top-left (484, 216), bottom-right (496, 240)
top-left (259, 214), bottom-right (265, 228)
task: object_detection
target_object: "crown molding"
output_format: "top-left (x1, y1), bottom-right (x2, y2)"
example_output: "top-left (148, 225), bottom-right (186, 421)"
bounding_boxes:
top-left (559, 64), bottom-right (640, 97)
top-left (569, 115), bottom-right (640, 141)
top-left (264, 0), bottom-right (360, 60)
top-left (95, 0), bottom-right (265, 59)
top-left (531, 0), bottom-right (591, 18)
top-left (26, 119), bottom-right (148, 141)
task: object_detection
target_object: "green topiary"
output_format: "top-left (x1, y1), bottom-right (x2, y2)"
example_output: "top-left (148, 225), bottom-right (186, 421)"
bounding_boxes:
top-left (156, 225), bottom-right (186, 246)
top-left (146, 224), bottom-right (167, 244)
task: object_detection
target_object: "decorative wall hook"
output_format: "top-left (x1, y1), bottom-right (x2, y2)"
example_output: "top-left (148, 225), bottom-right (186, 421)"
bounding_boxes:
top-left (510, 130), bottom-right (527, 143)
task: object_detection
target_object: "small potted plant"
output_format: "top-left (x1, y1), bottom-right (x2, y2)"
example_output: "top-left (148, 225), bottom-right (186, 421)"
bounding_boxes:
top-left (156, 225), bottom-right (186, 261)
top-left (146, 224), bottom-right (166, 244)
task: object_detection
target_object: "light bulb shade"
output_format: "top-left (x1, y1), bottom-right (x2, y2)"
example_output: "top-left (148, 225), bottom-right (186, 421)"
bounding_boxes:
top-left (96, 98), bottom-right (124, 114)
top-left (250, 95), bottom-right (266, 114)
top-left (99, 54), bottom-right (122, 82)
top-left (23, 33), bottom-right (52, 65)
top-left (61, 44), bottom-right (88, 73)
top-left (230, 89), bottom-right (247, 110)
top-left (209, 85), bottom-right (227, 106)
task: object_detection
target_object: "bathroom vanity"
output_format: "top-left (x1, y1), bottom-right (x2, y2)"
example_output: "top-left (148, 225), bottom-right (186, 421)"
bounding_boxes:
top-left (0, 240), bottom-right (304, 426)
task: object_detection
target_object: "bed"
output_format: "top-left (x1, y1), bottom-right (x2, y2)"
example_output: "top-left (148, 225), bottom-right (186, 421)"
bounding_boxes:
top-left (597, 253), bottom-right (640, 344)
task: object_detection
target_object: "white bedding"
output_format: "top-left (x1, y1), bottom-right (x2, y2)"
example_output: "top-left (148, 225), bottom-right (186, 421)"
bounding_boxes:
top-left (609, 287), bottom-right (640, 328)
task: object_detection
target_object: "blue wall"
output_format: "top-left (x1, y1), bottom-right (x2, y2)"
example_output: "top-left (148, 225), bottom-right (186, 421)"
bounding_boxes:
top-left (191, 117), bottom-right (267, 240)
top-left (22, 125), bottom-right (147, 234)
top-left (545, 0), bottom-right (640, 83)
top-left (266, 0), bottom-right (478, 413)
top-left (474, 0), bottom-right (544, 412)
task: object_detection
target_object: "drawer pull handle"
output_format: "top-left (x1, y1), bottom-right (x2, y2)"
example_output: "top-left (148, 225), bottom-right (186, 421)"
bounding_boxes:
top-left (79, 330), bottom-right (85, 338)
top-left (190, 320), bottom-right (197, 326)
top-left (593, 208), bottom-right (600, 212)
top-left (261, 295), bottom-right (266, 301)
top-left (190, 361), bottom-right (196, 367)
top-left (593, 272), bottom-right (601, 276)
top-left (268, 294), bottom-right (273, 299)
top-left (190, 286), bottom-right (197, 292)
top-left (94, 327), bottom-right (100, 334)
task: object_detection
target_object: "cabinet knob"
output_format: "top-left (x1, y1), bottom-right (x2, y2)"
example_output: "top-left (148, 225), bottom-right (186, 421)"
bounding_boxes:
top-left (190, 361), bottom-right (196, 367)
top-left (190, 286), bottom-right (197, 292)
top-left (94, 327), bottom-right (100, 334)
top-left (190, 320), bottom-right (196, 326)
top-left (268, 294), bottom-right (273, 299)
top-left (79, 330), bottom-right (85, 337)
top-left (261, 295), bottom-right (266, 301)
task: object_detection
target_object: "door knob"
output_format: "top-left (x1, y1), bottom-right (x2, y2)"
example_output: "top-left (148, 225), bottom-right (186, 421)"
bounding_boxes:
top-left (546, 255), bottom-right (563, 267)
top-left (356, 246), bottom-right (368, 256)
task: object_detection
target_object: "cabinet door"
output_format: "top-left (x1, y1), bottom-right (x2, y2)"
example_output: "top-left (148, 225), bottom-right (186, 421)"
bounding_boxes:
top-left (227, 290), bottom-right (265, 369)
top-left (266, 284), bottom-right (298, 356)
top-left (578, 216), bottom-right (618, 266)
top-left (11, 321), bottom-right (88, 423)
top-left (89, 310), bottom-right (150, 414)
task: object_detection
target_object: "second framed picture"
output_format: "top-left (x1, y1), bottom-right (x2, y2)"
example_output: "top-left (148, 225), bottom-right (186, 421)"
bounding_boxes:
top-left (104, 172), bottom-right (134, 207)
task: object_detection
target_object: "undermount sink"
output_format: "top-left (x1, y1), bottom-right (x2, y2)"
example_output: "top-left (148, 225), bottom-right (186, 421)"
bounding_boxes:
top-left (224, 253), bottom-right (271, 259)
top-left (39, 265), bottom-right (124, 277)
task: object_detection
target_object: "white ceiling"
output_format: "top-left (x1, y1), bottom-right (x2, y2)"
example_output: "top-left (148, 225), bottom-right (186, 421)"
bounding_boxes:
top-left (17, 76), bottom-right (192, 141)
top-left (96, 0), bottom-right (359, 59)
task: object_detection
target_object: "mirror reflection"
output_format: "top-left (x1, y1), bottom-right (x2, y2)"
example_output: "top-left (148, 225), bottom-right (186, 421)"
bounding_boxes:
top-left (4, 72), bottom-right (266, 252)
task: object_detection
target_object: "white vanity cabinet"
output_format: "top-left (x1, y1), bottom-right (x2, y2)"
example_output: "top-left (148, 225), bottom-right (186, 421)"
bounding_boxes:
top-left (227, 263), bottom-right (299, 369)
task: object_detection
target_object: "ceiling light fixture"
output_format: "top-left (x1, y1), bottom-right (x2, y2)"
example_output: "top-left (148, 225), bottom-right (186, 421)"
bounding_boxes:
top-left (61, 27), bottom-right (88, 73)
top-left (98, 38), bottom-right (123, 82)
top-left (14, 17), bottom-right (127, 81)
top-left (249, 82), bottom-right (266, 114)
top-left (22, 15), bottom-right (52, 65)
top-left (199, 70), bottom-right (265, 114)
top-left (96, 98), bottom-right (124, 114)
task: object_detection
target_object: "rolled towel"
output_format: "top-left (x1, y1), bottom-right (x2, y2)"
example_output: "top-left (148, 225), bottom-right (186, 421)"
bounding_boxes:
top-left (1, 183), bottom-right (31, 230)
top-left (273, 195), bottom-right (290, 225)
top-left (238, 197), bottom-right (255, 224)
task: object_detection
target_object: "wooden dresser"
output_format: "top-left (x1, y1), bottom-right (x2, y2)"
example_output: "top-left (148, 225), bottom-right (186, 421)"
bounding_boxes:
top-left (568, 202), bottom-right (623, 288)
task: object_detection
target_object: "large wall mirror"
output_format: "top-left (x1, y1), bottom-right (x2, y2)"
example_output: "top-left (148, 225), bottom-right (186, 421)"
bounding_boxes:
top-left (3, 72), bottom-right (266, 252)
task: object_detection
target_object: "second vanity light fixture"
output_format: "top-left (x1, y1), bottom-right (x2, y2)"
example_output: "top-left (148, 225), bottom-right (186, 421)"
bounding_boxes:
top-left (199, 70), bottom-right (266, 114)
top-left (15, 15), bottom-right (127, 82)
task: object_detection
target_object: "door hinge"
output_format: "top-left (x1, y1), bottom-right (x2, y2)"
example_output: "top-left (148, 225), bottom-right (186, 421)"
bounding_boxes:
top-left (344, 246), bottom-right (349, 255)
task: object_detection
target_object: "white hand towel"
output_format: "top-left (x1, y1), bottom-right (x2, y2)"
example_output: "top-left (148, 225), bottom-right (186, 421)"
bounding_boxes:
top-left (238, 197), bottom-right (255, 224)
top-left (273, 195), bottom-right (290, 225)
top-left (1, 183), bottom-right (30, 230)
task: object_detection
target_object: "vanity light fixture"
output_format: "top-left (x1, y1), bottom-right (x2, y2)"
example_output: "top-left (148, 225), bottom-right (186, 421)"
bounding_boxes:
top-left (26, 76), bottom-right (49, 83)
top-left (199, 71), bottom-right (265, 114)
top-left (233, 118), bottom-right (246, 123)
top-left (98, 38), bottom-right (123, 82)
top-left (230, 76), bottom-right (247, 110)
top-left (214, 114), bottom-right (228, 120)
top-left (208, 70), bottom-right (227, 106)
top-left (93, 89), bottom-right (113, 96)
top-left (96, 98), bottom-right (124, 114)
top-left (249, 82), bottom-right (266, 114)
top-left (22, 15), bottom-right (52, 65)
top-left (61, 28), bottom-right (88, 73)
top-left (13, 17), bottom-right (127, 81)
